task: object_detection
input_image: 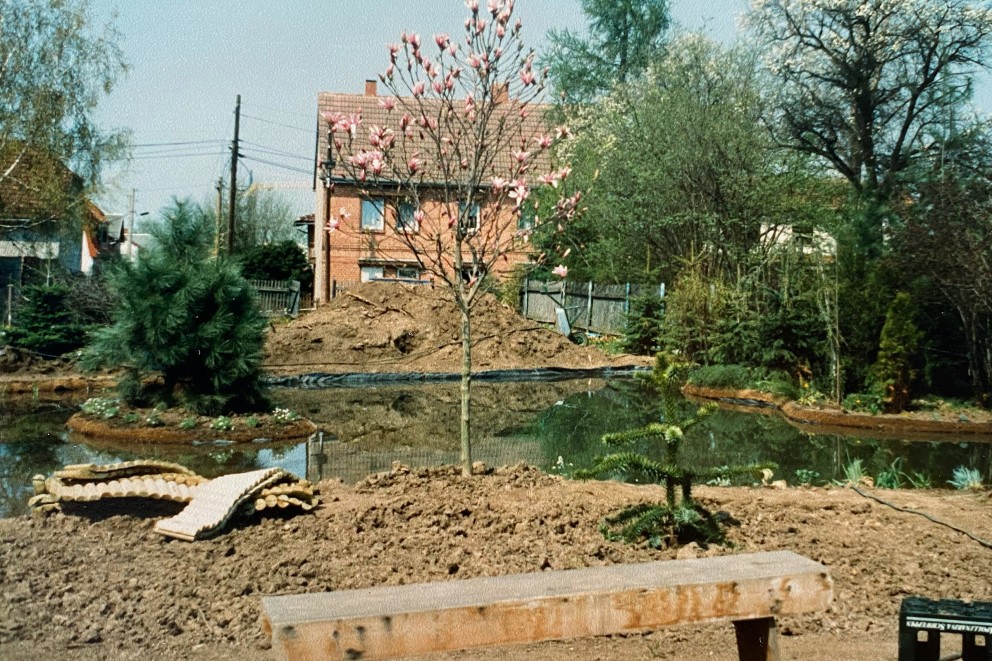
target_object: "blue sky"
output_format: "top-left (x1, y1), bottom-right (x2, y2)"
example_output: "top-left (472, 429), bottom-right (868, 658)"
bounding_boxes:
top-left (89, 0), bottom-right (751, 220)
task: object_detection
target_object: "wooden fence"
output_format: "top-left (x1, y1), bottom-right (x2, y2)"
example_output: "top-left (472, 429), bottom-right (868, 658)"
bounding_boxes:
top-left (249, 279), bottom-right (301, 317)
top-left (520, 278), bottom-right (665, 335)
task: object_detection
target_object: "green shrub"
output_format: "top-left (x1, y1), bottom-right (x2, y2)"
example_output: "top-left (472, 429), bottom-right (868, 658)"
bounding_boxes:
top-left (4, 283), bottom-right (88, 357)
top-left (868, 292), bottom-right (922, 413)
top-left (843, 392), bottom-right (884, 415)
top-left (621, 294), bottom-right (665, 355)
top-left (238, 240), bottom-right (313, 295)
top-left (82, 201), bottom-right (270, 415)
top-left (179, 417), bottom-right (198, 430)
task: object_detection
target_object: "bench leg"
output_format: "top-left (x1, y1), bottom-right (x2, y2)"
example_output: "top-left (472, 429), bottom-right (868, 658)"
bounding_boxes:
top-left (733, 617), bottom-right (780, 661)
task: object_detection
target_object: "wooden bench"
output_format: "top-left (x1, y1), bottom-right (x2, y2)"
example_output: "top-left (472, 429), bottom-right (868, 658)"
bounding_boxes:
top-left (261, 550), bottom-right (833, 661)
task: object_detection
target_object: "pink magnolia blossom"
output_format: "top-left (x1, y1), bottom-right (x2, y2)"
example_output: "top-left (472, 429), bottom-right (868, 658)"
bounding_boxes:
top-left (520, 69), bottom-right (535, 86)
top-left (412, 81), bottom-right (425, 97)
top-left (369, 154), bottom-right (385, 176)
top-left (465, 0), bottom-right (479, 12)
top-left (322, 111), bottom-right (345, 130)
top-left (514, 17), bottom-right (522, 32)
top-left (400, 113), bottom-right (412, 130)
top-left (385, 64), bottom-right (395, 79)
top-left (496, 24), bottom-right (505, 38)
top-left (491, 176), bottom-right (508, 192)
top-left (432, 81), bottom-right (443, 94)
top-left (413, 209), bottom-right (425, 224)
top-left (448, 43), bottom-right (457, 56)
top-left (555, 125), bottom-right (572, 140)
top-left (488, 0), bottom-right (500, 15)
top-left (475, 19), bottom-right (487, 35)
top-left (407, 154), bottom-right (423, 174)
top-left (409, 33), bottom-right (421, 49)
top-left (368, 126), bottom-right (395, 149)
top-left (537, 172), bottom-right (559, 187)
top-left (467, 53), bottom-right (482, 69)
top-left (552, 265), bottom-right (568, 279)
top-left (325, 219), bottom-right (340, 233)
top-left (460, 158), bottom-right (469, 169)
top-left (508, 179), bottom-right (529, 207)
top-left (534, 134), bottom-right (552, 149)
top-left (378, 97), bottom-right (397, 111)
top-left (434, 33), bottom-right (450, 50)
top-left (339, 207), bottom-right (351, 220)
top-left (511, 150), bottom-right (530, 164)
top-left (388, 44), bottom-right (400, 61)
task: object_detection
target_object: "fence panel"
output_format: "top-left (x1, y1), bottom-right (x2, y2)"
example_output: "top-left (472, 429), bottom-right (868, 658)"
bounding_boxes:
top-left (249, 279), bottom-right (302, 317)
top-left (521, 279), bottom-right (663, 335)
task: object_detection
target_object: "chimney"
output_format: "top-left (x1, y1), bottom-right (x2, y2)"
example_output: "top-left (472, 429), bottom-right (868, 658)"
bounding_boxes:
top-left (365, 79), bottom-right (378, 96)
top-left (492, 82), bottom-right (509, 104)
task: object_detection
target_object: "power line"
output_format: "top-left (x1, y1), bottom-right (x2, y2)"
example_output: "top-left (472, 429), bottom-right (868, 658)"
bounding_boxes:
top-left (240, 141), bottom-right (313, 162)
top-left (129, 151), bottom-right (227, 161)
top-left (238, 153), bottom-right (313, 176)
top-left (131, 140), bottom-right (226, 148)
top-left (241, 112), bottom-right (312, 134)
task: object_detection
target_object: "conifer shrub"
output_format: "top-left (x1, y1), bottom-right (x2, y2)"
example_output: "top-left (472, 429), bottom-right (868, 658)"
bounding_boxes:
top-left (82, 201), bottom-right (269, 415)
top-left (868, 292), bottom-right (922, 413)
top-left (621, 294), bottom-right (665, 355)
top-left (576, 354), bottom-right (775, 548)
top-left (3, 283), bottom-right (87, 356)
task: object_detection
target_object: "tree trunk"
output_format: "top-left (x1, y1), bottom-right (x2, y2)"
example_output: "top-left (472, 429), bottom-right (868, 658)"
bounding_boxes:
top-left (459, 304), bottom-right (473, 476)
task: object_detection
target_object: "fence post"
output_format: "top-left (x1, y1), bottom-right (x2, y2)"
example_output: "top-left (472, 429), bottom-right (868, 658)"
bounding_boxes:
top-left (522, 276), bottom-right (529, 317)
top-left (5, 284), bottom-right (12, 326)
top-left (624, 282), bottom-right (631, 316)
top-left (586, 280), bottom-right (593, 330)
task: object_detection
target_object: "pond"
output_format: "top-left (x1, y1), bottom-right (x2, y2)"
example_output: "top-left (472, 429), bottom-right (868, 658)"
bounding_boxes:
top-left (2, 378), bottom-right (990, 518)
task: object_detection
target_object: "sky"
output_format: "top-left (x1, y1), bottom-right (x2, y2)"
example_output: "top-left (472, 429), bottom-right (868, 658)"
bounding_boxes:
top-left (89, 0), bottom-right (751, 221)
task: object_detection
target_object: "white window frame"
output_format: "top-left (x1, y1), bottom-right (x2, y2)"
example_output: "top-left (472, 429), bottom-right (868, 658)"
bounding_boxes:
top-left (360, 265), bottom-right (384, 282)
top-left (458, 200), bottom-right (481, 234)
top-left (361, 198), bottom-right (385, 231)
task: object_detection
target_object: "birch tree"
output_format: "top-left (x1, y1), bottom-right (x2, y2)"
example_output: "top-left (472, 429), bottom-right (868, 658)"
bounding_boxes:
top-left (0, 0), bottom-right (127, 233)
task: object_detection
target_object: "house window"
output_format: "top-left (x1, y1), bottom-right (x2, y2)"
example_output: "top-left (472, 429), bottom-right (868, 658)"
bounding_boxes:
top-left (458, 200), bottom-right (480, 234)
top-left (361, 198), bottom-right (385, 231)
top-left (360, 266), bottom-right (384, 282)
top-left (396, 200), bottom-right (419, 232)
top-left (517, 204), bottom-right (536, 231)
top-left (396, 266), bottom-right (420, 280)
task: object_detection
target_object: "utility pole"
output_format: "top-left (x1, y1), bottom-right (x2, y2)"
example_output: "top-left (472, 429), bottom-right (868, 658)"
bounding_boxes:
top-left (214, 178), bottom-right (224, 257)
top-left (227, 94), bottom-right (241, 254)
top-left (127, 188), bottom-right (136, 258)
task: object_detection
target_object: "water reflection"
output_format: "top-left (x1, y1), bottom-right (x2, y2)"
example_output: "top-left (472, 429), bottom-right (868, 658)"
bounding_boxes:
top-left (1, 379), bottom-right (990, 518)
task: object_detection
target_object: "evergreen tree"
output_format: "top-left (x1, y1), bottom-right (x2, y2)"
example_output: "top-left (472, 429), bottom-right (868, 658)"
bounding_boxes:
top-left (83, 200), bottom-right (269, 414)
top-left (869, 292), bottom-right (923, 413)
top-left (3, 283), bottom-right (87, 356)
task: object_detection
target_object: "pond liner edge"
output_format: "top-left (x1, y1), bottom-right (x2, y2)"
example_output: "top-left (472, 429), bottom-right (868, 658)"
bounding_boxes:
top-left (264, 365), bottom-right (651, 389)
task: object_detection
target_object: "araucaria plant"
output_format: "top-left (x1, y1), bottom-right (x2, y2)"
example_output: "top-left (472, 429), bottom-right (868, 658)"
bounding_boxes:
top-left (577, 354), bottom-right (775, 548)
top-left (82, 201), bottom-right (269, 415)
top-left (322, 0), bottom-right (578, 475)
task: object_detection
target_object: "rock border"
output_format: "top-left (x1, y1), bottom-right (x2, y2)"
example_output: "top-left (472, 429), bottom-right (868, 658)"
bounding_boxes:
top-left (683, 384), bottom-right (992, 438)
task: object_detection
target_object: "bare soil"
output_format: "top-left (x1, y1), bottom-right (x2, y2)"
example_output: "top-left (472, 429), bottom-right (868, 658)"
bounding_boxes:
top-left (262, 283), bottom-right (650, 374)
top-left (3, 284), bottom-right (991, 660)
top-left (1, 463), bottom-right (990, 661)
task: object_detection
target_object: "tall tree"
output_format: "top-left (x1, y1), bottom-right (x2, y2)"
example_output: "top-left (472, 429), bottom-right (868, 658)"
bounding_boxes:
top-left (199, 187), bottom-right (298, 252)
top-left (0, 0), bottom-right (127, 233)
top-left (548, 36), bottom-right (813, 285)
top-left (324, 0), bottom-right (575, 474)
top-left (749, 0), bottom-right (992, 202)
top-left (544, 0), bottom-right (669, 104)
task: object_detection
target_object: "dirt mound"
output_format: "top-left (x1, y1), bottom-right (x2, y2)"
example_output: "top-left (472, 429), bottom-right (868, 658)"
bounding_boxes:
top-left (2, 463), bottom-right (990, 661)
top-left (263, 283), bottom-right (648, 374)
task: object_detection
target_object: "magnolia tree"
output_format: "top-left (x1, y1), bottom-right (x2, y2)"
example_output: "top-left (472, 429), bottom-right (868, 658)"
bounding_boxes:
top-left (322, 0), bottom-right (578, 475)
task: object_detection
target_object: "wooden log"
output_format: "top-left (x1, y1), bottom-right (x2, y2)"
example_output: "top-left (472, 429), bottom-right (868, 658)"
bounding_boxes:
top-left (262, 551), bottom-right (833, 661)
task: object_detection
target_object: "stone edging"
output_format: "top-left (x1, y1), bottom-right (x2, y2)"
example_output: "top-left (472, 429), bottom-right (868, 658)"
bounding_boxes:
top-left (683, 384), bottom-right (992, 437)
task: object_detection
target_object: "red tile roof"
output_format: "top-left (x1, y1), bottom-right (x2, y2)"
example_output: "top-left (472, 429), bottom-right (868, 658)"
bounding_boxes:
top-left (316, 86), bottom-right (554, 187)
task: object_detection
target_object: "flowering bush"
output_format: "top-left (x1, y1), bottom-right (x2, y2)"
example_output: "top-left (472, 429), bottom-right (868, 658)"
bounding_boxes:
top-left (272, 408), bottom-right (299, 425)
top-left (80, 397), bottom-right (120, 419)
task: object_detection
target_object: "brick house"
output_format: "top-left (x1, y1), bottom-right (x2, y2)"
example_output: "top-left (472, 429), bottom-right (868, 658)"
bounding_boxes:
top-left (311, 80), bottom-right (553, 302)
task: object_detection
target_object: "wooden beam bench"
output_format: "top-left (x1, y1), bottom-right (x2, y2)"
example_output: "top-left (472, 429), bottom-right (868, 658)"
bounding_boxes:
top-left (261, 550), bottom-right (833, 661)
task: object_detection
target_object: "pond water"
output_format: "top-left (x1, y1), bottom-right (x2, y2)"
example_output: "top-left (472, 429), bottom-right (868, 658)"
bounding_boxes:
top-left (2, 378), bottom-right (990, 518)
